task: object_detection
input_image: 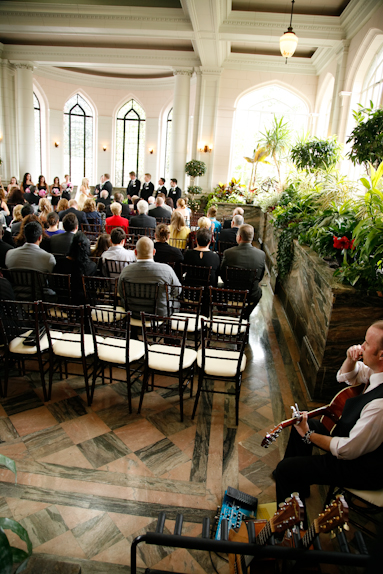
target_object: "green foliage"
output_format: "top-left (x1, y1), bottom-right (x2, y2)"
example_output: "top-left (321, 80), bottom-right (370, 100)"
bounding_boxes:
top-left (259, 115), bottom-right (291, 183)
top-left (184, 160), bottom-right (206, 178)
top-left (290, 136), bottom-right (342, 172)
top-left (187, 196), bottom-right (202, 213)
top-left (187, 185), bottom-right (203, 194)
top-left (0, 455), bottom-right (17, 481)
top-left (346, 102), bottom-right (383, 170)
top-left (244, 146), bottom-right (271, 190)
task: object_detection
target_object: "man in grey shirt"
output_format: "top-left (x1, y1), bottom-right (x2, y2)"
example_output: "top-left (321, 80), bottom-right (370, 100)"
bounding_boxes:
top-left (6, 221), bottom-right (56, 273)
top-left (118, 236), bottom-right (180, 316)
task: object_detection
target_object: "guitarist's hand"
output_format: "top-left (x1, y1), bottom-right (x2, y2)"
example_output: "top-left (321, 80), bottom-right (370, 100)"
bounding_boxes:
top-left (294, 412), bottom-right (309, 437)
top-left (347, 344), bottom-right (363, 362)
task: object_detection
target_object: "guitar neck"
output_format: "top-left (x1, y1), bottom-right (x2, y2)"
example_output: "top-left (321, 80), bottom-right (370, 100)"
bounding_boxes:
top-left (256, 520), bottom-right (273, 545)
top-left (280, 406), bottom-right (328, 430)
top-left (301, 522), bottom-right (317, 548)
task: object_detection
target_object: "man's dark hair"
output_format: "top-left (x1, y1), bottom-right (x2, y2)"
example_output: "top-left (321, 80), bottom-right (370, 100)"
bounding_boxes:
top-left (47, 211), bottom-right (59, 226)
top-left (196, 228), bottom-right (212, 247)
top-left (110, 227), bottom-right (126, 245)
top-left (114, 192), bottom-right (124, 203)
top-left (63, 212), bottom-right (78, 232)
top-left (24, 221), bottom-right (43, 244)
top-left (159, 178), bottom-right (165, 184)
top-left (21, 204), bottom-right (34, 218)
top-left (171, 178), bottom-right (177, 184)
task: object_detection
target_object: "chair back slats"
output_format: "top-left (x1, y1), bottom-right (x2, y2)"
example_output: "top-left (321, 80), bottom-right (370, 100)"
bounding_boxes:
top-left (82, 276), bottom-right (118, 308)
top-left (200, 317), bottom-right (249, 375)
top-left (168, 238), bottom-right (187, 250)
top-left (42, 303), bottom-right (89, 353)
top-left (6, 268), bottom-right (45, 301)
top-left (81, 223), bottom-right (102, 241)
top-left (141, 312), bottom-right (189, 368)
top-left (46, 273), bottom-right (72, 305)
top-left (0, 300), bottom-right (42, 349)
top-left (121, 281), bottom-right (159, 320)
top-left (129, 227), bottom-right (155, 240)
top-left (166, 284), bottom-right (203, 316)
top-left (209, 286), bottom-right (248, 321)
top-left (105, 258), bottom-right (130, 279)
top-left (218, 241), bottom-right (237, 253)
top-left (225, 266), bottom-right (256, 292)
top-left (180, 264), bottom-right (211, 287)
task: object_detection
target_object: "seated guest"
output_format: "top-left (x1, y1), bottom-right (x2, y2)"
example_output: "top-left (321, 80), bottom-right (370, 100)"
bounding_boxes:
top-left (14, 214), bottom-right (50, 251)
top-left (207, 206), bottom-right (222, 234)
top-left (57, 198), bottom-right (69, 216)
top-left (159, 193), bottom-right (172, 214)
top-left (155, 178), bottom-right (167, 198)
top-left (0, 226), bottom-right (14, 268)
top-left (6, 221), bottom-right (56, 273)
top-left (274, 321), bottom-right (383, 524)
top-left (169, 211), bottom-right (190, 249)
top-left (24, 185), bottom-right (40, 206)
top-left (82, 198), bottom-right (102, 227)
top-left (38, 197), bottom-right (52, 227)
top-left (183, 228), bottom-right (220, 286)
top-left (96, 189), bottom-right (111, 209)
top-left (175, 198), bottom-right (190, 225)
top-left (7, 186), bottom-right (25, 207)
top-left (198, 216), bottom-right (214, 233)
top-left (93, 233), bottom-right (111, 258)
top-left (154, 223), bottom-right (184, 275)
top-left (0, 274), bottom-right (15, 302)
top-left (46, 212), bottom-right (65, 237)
top-left (58, 199), bottom-right (87, 226)
top-left (7, 177), bottom-right (20, 195)
top-left (50, 213), bottom-right (78, 255)
top-left (54, 232), bottom-right (97, 303)
top-left (223, 207), bottom-right (244, 229)
top-left (150, 197), bottom-right (171, 222)
top-left (107, 192), bottom-right (131, 219)
top-left (0, 190), bottom-right (10, 218)
top-left (147, 196), bottom-right (156, 210)
top-left (11, 204), bottom-right (34, 237)
top-left (220, 224), bottom-right (265, 319)
top-left (217, 214), bottom-right (244, 245)
top-left (102, 227), bottom-right (136, 269)
top-left (130, 199), bottom-right (156, 230)
top-left (117, 236), bottom-right (180, 316)
top-left (105, 202), bottom-right (129, 234)
top-left (97, 202), bottom-right (106, 229)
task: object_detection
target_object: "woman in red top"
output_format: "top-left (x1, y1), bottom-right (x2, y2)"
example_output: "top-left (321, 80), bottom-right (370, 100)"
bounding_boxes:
top-left (105, 202), bottom-right (129, 234)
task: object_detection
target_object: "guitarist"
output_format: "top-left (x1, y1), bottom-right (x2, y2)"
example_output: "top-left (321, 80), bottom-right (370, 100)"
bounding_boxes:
top-left (274, 320), bottom-right (383, 522)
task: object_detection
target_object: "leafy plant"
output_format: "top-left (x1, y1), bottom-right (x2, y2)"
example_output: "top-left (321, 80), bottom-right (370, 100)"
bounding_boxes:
top-left (290, 136), bottom-right (342, 172)
top-left (346, 102), bottom-right (383, 171)
top-left (259, 116), bottom-right (291, 183)
top-left (0, 455), bottom-right (33, 573)
top-left (244, 146), bottom-right (271, 191)
top-left (187, 185), bottom-right (202, 194)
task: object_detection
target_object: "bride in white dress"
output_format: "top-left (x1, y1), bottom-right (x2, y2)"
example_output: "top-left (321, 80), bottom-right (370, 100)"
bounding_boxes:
top-left (76, 177), bottom-right (92, 210)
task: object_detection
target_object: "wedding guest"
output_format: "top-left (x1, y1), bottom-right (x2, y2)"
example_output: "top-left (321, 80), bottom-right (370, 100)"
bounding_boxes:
top-left (102, 227), bottom-right (136, 267)
top-left (7, 177), bottom-right (19, 194)
top-left (154, 223), bottom-right (183, 275)
top-left (61, 174), bottom-right (73, 201)
top-left (97, 202), bottom-right (106, 229)
top-left (96, 189), bottom-right (111, 209)
top-left (37, 175), bottom-right (48, 197)
top-left (57, 198), bottom-right (69, 215)
top-left (198, 216), bottom-right (214, 232)
top-left (207, 206), bottom-right (222, 233)
top-left (50, 176), bottom-right (62, 209)
top-left (0, 189), bottom-right (10, 217)
top-left (83, 198), bottom-right (102, 226)
top-left (7, 186), bottom-right (25, 206)
top-left (37, 197), bottom-right (52, 227)
top-left (105, 202), bottom-right (129, 234)
top-left (183, 228), bottom-right (220, 287)
top-left (175, 198), bottom-right (190, 225)
top-left (21, 173), bottom-right (34, 193)
top-left (93, 233), bottom-right (111, 258)
top-left (165, 197), bottom-right (174, 211)
top-left (0, 177), bottom-right (5, 195)
top-left (14, 213), bottom-right (50, 250)
top-left (169, 211), bottom-right (190, 249)
top-left (0, 226), bottom-right (14, 268)
top-left (10, 205), bottom-right (24, 236)
top-left (45, 211), bottom-right (65, 237)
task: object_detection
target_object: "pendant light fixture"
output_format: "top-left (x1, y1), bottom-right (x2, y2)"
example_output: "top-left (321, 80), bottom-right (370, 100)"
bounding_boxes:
top-left (280, 0), bottom-right (298, 63)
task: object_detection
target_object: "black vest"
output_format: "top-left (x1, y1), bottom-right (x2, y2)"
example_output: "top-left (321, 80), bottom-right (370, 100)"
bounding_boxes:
top-left (335, 383), bottom-right (383, 438)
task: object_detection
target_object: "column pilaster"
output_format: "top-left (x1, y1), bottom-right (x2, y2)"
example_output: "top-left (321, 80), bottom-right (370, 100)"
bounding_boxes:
top-left (14, 62), bottom-right (35, 179)
top-left (328, 41), bottom-right (350, 140)
top-left (169, 68), bottom-right (193, 190)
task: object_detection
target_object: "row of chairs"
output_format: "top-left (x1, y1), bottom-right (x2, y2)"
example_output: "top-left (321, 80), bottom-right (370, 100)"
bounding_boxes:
top-left (0, 300), bottom-right (249, 424)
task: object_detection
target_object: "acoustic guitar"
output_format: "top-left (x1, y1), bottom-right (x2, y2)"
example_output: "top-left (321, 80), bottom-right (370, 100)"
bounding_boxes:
top-left (262, 384), bottom-right (363, 448)
top-left (228, 493), bottom-right (304, 574)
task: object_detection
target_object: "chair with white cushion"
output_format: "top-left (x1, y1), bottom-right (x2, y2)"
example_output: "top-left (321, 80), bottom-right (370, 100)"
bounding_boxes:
top-left (192, 318), bottom-right (249, 425)
top-left (120, 281), bottom-right (159, 329)
top-left (82, 276), bottom-right (125, 323)
top-left (209, 287), bottom-right (249, 339)
top-left (90, 308), bottom-right (144, 412)
top-left (0, 300), bottom-right (53, 400)
top-left (42, 303), bottom-right (100, 405)
top-left (166, 284), bottom-right (205, 350)
top-left (139, 313), bottom-right (197, 421)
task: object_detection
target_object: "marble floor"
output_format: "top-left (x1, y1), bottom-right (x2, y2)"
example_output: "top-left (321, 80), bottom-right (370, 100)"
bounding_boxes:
top-left (0, 283), bottom-right (340, 573)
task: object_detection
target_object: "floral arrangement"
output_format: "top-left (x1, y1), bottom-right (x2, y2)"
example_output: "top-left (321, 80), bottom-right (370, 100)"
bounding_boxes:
top-left (185, 160), bottom-right (206, 178)
top-left (187, 185), bottom-right (203, 194)
top-left (213, 177), bottom-right (246, 198)
top-left (24, 187), bottom-right (30, 194)
top-left (38, 189), bottom-right (47, 197)
top-left (65, 182), bottom-right (73, 190)
top-left (333, 235), bottom-right (355, 265)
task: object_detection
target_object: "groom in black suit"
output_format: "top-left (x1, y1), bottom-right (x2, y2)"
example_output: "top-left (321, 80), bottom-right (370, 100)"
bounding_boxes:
top-left (126, 171), bottom-right (141, 198)
top-left (102, 173), bottom-right (113, 196)
top-left (141, 173), bottom-right (154, 202)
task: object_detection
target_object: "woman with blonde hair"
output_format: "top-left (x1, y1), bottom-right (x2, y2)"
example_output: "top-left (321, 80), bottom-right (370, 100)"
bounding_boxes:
top-left (175, 197), bottom-right (190, 225)
top-left (0, 189), bottom-right (10, 217)
top-left (38, 197), bottom-right (52, 227)
top-left (198, 216), bottom-right (214, 232)
top-left (57, 198), bottom-right (69, 214)
top-left (83, 198), bottom-right (102, 226)
top-left (76, 177), bottom-right (92, 209)
top-left (169, 210), bottom-right (190, 249)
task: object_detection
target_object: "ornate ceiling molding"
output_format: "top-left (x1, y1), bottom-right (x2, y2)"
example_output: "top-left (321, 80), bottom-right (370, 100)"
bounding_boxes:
top-left (223, 55), bottom-right (316, 75)
top-left (173, 68), bottom-right (194, 76)
top-left (11, 62), bottom-right (35, 72)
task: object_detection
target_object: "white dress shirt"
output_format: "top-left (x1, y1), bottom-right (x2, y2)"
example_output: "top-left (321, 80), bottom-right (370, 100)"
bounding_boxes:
top-left (102, 244), bottom-right (136, 263)
top-left (330, 363), bottom-right (383, 460)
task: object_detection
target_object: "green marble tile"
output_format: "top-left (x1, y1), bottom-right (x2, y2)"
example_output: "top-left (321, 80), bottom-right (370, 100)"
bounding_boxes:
top-left (23, 425), bottom-right (74, 459)
top-left (135, 438), bottom-right (189, 476)
top-left (47, 396), bottom-right (89, 423)
top-left (72, 513), bottom-right (124, 558)
top-left (20, 505), bottom-right (68, 548)
top-left (77, 433), bottom-right (131, 468)
top-left (148, 406), bottom-right (193, 436)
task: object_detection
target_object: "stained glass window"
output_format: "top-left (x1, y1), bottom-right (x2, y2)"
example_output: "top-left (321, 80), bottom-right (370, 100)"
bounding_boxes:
top-left (33, 92), bottom-right (42, 176)
top-left (115, 99), bottom-right (146, 187)
top-left (64, 94), bottom-right (93, 185)
top-left (164, 108), bottom-right (173, 182)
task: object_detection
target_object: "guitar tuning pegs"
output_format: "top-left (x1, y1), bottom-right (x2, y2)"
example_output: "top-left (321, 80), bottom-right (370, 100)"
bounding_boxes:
top-left (343, 523), bottom-right (350, 531)
top-left (330, 531), bottom-right (336, 539)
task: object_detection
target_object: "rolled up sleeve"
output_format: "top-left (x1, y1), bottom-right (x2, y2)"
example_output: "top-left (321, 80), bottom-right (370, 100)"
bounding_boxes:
top-left (336, 361), bottom-right (371, 386)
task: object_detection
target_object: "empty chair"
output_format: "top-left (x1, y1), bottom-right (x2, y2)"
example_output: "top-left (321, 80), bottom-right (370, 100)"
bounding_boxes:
top-left (120, 280), bottom-right (159, 328)
top-left (45, 273), bottom-right (73, 305)
top-left (42, 303), bottom-right (100, 405)
top-left (192, 318), bottom-right (249, 425)
top-left (82, 275), bottom-right (125, 323)
top-left (91, 308), bottom-right (145, 412)
top-left (209, 286), bottom-right (249, 337)
top-left (0, 300), bottom-right (52, 400)
top-left (166, 284), bottom-right (205, 350)
top-left (5, 268), bottom-right (45, 301)
top-left (139, 313), bottom-right (197, 421)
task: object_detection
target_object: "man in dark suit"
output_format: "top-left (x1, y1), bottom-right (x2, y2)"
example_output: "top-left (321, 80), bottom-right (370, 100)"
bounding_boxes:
top-left (24, 186), bottom-right (39, 206)
top-left (155, 178), bottom-right (167, 198)
top-left (94, 175), bottom-right (105, 197)
top-left (217, 214), bottom-right (244, 245)
top-left (220, 224), bottom-right (265, 319)
top-left (140, 173), bottom-right (154, 202)
top-left (223, 207), bottom-right (244, 229)
top-left (130, 200), bottom-right (156, 230)
top-left (50, 213), bottom-right (78, 255)
top-left (107, 192), bottom-right (131, 219)
top-left (102, 173), bottom-right (113, 196)
top-left (0, 226), bottom-right (14, 267)
top-left (58, 200), bottom-right (87, 226)
top-left (97, 190), bottom-right (112, 213)
top-left (149, 197), bottom-right (171, 222)
top-left (126, 171), bottom-right (141, 197)
top-left (168, 179), bottom-right (182, 205)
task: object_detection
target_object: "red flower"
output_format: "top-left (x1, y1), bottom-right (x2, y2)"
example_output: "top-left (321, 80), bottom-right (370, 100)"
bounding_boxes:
top-left (333, 236), bottom-right (352, 250)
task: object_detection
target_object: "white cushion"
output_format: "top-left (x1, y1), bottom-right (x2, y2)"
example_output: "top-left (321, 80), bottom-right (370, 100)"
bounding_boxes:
top-left (91, 305), bottom-right (126, 323)
top-left (10, 330), bottom-right (62, 355)
top-left (53, 333), bottom-right (103, 359)
top-left (211, 316), bottom-right (247, 335)
top-left (197, 348), bottom-right (246, 377)
top-left (345, 488), bottom-right (383, 507)
top-left (148, 344), bottom-right (197, 372)
top-left (171, 313), bottom-right (208, 332)
top-left (97, 338), bottom-right (145, 364)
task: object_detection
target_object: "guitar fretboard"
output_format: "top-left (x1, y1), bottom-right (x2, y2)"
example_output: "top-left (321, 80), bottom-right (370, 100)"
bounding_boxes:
top-left (302, 522), bottom-right (316, 548)
top-left (256, 521), bottom-right (272, 545)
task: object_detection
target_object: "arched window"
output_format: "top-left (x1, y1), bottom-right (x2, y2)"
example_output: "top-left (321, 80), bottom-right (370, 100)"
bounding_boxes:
top-left (33, 92), bottom-right (42, 176)
top-left (360, 44), bottom-right (383, 108)
top-left (64, 94), bottom-right (94, 184)
top-left (115, 99), bottom-right (146, 187)
top-left (164, 108), bottom-right (173, 182)
top-left (231, 85), bottom-right (309, 185)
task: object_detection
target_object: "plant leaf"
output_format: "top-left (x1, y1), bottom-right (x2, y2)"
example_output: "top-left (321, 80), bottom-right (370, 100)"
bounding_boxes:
top-left (360, 177), bottom-right (370, 189)
top-left (0, 528), bottom-right (13, 574)
top-left (15, 558), bottom-right (31, 574)
top-left (0, 519), bottom-right (32, 556)
top-left (0, 455), bottom-right (17, 482)
top-left (11, 548), bottom-right (29, 564)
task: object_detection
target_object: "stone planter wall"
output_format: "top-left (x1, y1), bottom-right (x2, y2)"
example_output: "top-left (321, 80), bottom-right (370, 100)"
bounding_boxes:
top-left (262, 216), bottom-right (383, 400)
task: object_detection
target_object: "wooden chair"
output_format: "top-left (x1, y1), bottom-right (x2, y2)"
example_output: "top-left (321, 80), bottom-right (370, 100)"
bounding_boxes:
top-left (45, 273), bottom-right (73, 305)
top-left (168, 237), bottom-right (188, 250)
top-left (180, 264), bottom-right (211, 288)
top-left (129, 226), bottom-right (155, 240)
top-left (120, 280), bottom-right (159, 328)
top-left (82, 276), bottom-right (125, 323)
top-left (192, 318), bottom-right (249, 425)
top-left (81, 223), bottom-right (102, 241)
top-left (139, 313), bottom-right (197, 421)
top-left (5, 268), bottom-right (45, 301)
top-left (104, 258), bottom-right (130, 279)
top-left (166, 285), bottom-right (205, 350)
top-left (209, 286), bottom-right (249, 338)
top-left (225, 266), bottom-right (256, 292)
top-left (218, 241), bottom-right (237, 253)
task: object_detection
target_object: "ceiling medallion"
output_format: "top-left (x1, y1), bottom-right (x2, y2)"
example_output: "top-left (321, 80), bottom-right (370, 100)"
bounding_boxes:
top-left (280, 0), bottom-right (299, 63)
